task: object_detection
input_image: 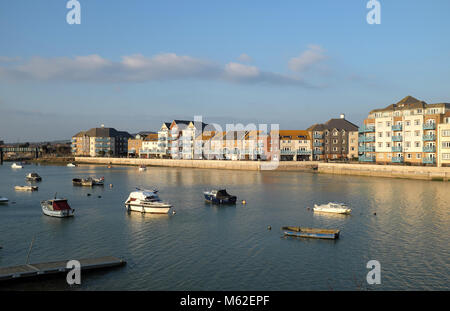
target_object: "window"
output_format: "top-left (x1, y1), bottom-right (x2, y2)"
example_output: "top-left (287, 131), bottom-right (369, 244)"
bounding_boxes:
top-left (442, 130), bottom-right (450, 137)
top-left (415, 131), bottom-right (420, 137)
top-left (405, 131), bottom-right (411, 137)
top-left (386, 132), bottom-right (391, 138)
top-left (417, 153), bottom-right (421, 159)
top-left (333, 139), bottom-right (338, 144)
top-left (417, 109), bottom-right (422, 114)
top-left (378, 132), bottom-right (383, 138)
top-left (386, 142), bottom-right (391, 148)
top-left (406, 142), bottom-right (411, 148)
top-left (414, 119), bottom-right (420, 126)
top-left (378, 142), bottom-right (382, 148)
top-left (333, 130), bottom-right (338, 136)
top-left (386, 121), bottom-right (391, 127)
top-left (443, 154), bottom-right (450, 160)
top-left (406, 121), bottom-right (411, 126)
top-left (407, 154), bottom-right (412, 159)
top-left (442, 142), bottom-right (450, 149)
top-left (333, 147), bottom-right (338, 151)
top-left (415, 142), bottom-right (421, 148)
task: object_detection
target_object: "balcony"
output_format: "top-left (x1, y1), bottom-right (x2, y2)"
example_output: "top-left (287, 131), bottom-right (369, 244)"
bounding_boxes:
top-left (359, 125), bottom-right (375, 133)
top-left (359, 136), bottom-right (375, 143)
top-left (392, 136), bottom-right (403, 142)
top-left (281, 150), bottom-right (295, 155)
top-left (392, 124), bottom-right (403, 131)
top-left (296, 150), bottom-right (311, 155)
top-left (391, 146), bottom-right (402, 152)
top-left (313, 133), bottom-right (323, 139)
top-left (313, 142), bottom-right (324, 147)
top-left (423, 135), bottom-right (436, 141)
top-left (422, 158), bottom-right (436, 164)
top-left (423, 146), bottom-right (436, 153)
top-left (359, 146), bottom-right (375, 152)
top-left (391, 157), bottom-right (404, 163)
top-left (423, 123), bottom-right (436, 130)
top-left (313, 150), bottom-right (323, 155)
top-left (95, 138), bottom-right (110, 142)
top-left (359, 155), bottom-right (376, 162)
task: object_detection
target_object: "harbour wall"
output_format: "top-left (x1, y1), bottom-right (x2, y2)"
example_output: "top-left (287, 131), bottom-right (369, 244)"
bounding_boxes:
top-left (317, 163), bottom-right (450, 181)
top-left (74, 157), bottom-right (450, 181)
top-left (74, 157), bottom-right (319, 171)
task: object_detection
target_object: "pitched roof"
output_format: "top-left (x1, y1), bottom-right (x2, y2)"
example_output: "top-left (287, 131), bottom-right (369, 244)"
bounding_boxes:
top-left (275, 130), bottom-right (310, 140)
top-left (144, 133), bottom-right (158, 141)
top-left (307, 118), bottom-right (358, 132)
top-left (83, 127), bottom-right (132, 138)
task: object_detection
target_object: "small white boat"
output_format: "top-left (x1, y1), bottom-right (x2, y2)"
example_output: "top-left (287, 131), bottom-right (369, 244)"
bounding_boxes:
top-left (41, 198), bottom-right (74, 218)
top-left (11, 163), bottom-right (23, 169)
top-left (26, 172), bottom-right (42, 182)
top-left (138, 165), bottom-right (146, 171)
top-left (15, 185), bottom-right (38, 191)
top-left (124, 189), bottom-right (172, 214)
top-left (0, 197), bottom-right (8, 204)
top-left (313, 202), bottom-right (352, 214)
top-left (92, 177), bottom-right (104, 185)
top-left (67, 163), bottom-right (77, 167)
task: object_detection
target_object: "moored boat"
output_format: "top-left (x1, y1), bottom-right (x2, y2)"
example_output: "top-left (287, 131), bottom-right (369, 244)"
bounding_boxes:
top-left (67, 163), bottom-right (77, 167)
top-left (282, 226), bottom-right (340, 240)
top-left (15, 185), bottom-right (38, 191)
top-left (11, 163), bottom-right (23, 169)
top-left (124, 189), bottom-right (172, 214)
top-left (92, 177), bottom-right (104, 186)
top-left (313, 202), bottom-right (352, 214)
top-left (41, 198), bottom-right (74, 218)
top-left (25, 172), bottom-right (42, 182)
top-left (0, 197), bottom-right (8, 204)
top-left (138, 165), bottom-right (146, 171)
top-left (204, 189), bottom-right (237, 204)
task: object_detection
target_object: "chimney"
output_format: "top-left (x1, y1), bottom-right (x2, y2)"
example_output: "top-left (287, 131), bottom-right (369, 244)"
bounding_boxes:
top-left (340, 114), bottom-right (345, 119)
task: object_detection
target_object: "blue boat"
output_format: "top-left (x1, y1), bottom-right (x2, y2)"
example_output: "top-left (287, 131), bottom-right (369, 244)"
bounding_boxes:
top-left (204, 189), bottom-right (237, 204)
top-left (282, 226), bottom-right (340, 240)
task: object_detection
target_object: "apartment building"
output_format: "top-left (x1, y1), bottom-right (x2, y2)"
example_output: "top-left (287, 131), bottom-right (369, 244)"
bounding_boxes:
top-left (128, 132), bottom-right (153, 157)
top-left (71, 125), bottom-right (132, 157)
top-left (270, 130), bottom-right (312, 161)
top-left (140, 133), bottom-right (159, 158)
top-left (437, 112), bottom-right (450, 167)
top-left (308, 115), bottom-right (359, 161)
top-left (359, 96), bottom-right (450, 166)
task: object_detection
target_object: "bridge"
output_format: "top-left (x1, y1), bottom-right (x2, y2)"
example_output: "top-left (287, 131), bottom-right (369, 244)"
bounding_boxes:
top-left (0, 147), bottom-right (41, 164)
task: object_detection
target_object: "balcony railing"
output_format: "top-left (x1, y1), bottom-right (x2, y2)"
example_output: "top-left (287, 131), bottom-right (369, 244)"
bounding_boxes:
top-left (359, 146), bottom-right (375, 152)
top-left (313, 142), bottom-right (324, 147)
top-left (359, 136), bottom-right (375, 143)
top-left (313, 150), bottom-right (323, 155)
top-left (392, 136), bottom-right (403, 142)
top-left (281, 150), bottom-right (295, 155)
top-left (422, 158), bottom-right (436, 164)
top-left (391, 146), bottom-right (402, 152)
top-left (313, 133), bottom-right (323, 139)
top-left (391, 157), bottom-right (404, 163)
top-left (392, 124), bottom-right (403, 131)
top-left (423, 123), bottom-right (436, 130)
top-left (423, 135), bottom-right (436, 141)
top-left (423, 146), bottom-right (436, 153)
top-left (359, 125), bottom-right (375, 133)
top-left (359, 155), bottom-right (376, 162)
top-left (296, 150), bottom-right (311, 155)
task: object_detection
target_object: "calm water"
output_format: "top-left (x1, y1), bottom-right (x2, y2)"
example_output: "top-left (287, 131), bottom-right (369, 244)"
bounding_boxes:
top-left (0, 163), bottom-right (448, 290)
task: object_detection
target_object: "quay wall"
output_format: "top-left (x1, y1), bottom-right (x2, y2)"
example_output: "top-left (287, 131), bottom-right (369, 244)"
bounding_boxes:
top-left (318, 163), bottom-right (450, 181)
top-left (74, 157), bottom-right (319, 171)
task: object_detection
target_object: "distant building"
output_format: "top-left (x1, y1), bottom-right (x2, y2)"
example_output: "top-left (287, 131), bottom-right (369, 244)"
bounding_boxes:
top-left (72, 126), bottom-right (132, 157)
top-left (437, 111), bottom-right (450, 167)
top-left (140, 133), bottom-right (159, 158)
top-left (308, 114), bottom-right (359, 161)
top-left (271, 130), bottom-right (312, 161)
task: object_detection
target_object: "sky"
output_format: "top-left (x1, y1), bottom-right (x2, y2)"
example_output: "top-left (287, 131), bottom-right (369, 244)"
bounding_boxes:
top-left (0, 0), bottom-right (450, 142)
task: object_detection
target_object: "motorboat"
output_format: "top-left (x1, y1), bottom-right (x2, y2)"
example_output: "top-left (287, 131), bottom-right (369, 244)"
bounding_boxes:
top-left (92, 177), bottom-right (104, 185)
top-left (0, 197), bottom-right (8, 204)
top-left (124, 189), bottom-right (172, 214)
top-left (67, 163), bottom-right (77, 167)
top-left (15, 185), bottom-right (38, 191)
top-left (313, 202), bottom-right (352, 215)
top-left (138, 165), bottom-right (146, 171)
top-left (72, 177), bottom-right (103, 186)
top-left (25, 172), bottom-right (42, 182)
top-left (204, 189), bottom-right (237, 204)
top-left (41, 198), bottom-right (74, 218)
top-left (11, 163), bottom-right (23, 169)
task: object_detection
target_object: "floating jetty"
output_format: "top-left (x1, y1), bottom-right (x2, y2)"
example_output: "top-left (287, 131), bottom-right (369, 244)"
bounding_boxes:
top-left (282, 226), bottom-right (340, 240)
top-left (0, 256), bottom-right (126, 282)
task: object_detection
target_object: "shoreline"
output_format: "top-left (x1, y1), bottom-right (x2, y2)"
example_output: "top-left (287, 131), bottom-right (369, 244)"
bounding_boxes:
top-left (74, 157), bottom-right (450, 181)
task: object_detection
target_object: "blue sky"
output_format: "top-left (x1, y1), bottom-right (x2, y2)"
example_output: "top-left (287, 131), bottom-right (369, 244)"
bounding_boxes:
top-left (1, 0), bottom-right (450, 142)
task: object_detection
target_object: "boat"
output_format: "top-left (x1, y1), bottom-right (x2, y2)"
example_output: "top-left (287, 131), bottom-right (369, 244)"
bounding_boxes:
top-left (11, 163), bottom-right (23, 169)
top-left (15, 185), bottom-right (38, 191)
top-left (124, 189), bottom-right (172, 214)
top-left (313, 202), bottom-right (352, 214)
top-left (203, 189), bottom-right (237, 204)
top-left (67, 163), bottom-right (77, 167)
top-left (92, 177), bottom-right (104, 185)
top-left (138, 165), bottom-right (146, 171)
top-left (0, 197), bottom-right (8, 204)
top-left (41, 198), bottom-right (74, 218)
top-left (25, 172), bottom-right (42, 182)
top-left (282, 226), bottom-right (340, 240)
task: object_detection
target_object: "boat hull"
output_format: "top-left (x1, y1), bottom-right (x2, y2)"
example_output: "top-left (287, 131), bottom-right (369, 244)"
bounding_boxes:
top-left (15, 186), bottom-right (38, 191)
top-left (313, 206), bottom-right (351, 214)
top-left (41, 206), bottom-right (74, 218)
top-left (125, 203), bottom-right (172, 214)
top-left (282, 226), bottom-right (340, 240)
top-left (204, 194), bottom-right (237, 204)
top-left (0, 198), bottom-right (8, 204)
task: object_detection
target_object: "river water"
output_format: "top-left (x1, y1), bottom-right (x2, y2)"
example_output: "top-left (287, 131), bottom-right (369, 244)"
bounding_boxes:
top-left (0, 164), bottom-right (448, 290)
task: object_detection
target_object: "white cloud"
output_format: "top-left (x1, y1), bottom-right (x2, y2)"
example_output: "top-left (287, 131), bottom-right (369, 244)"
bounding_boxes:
top-left (224, 62), bottom-right (260, 79)
top-left (237, 53), bottom-right (252, 62)
top-left (288, 45), bottom-right (326, 72)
